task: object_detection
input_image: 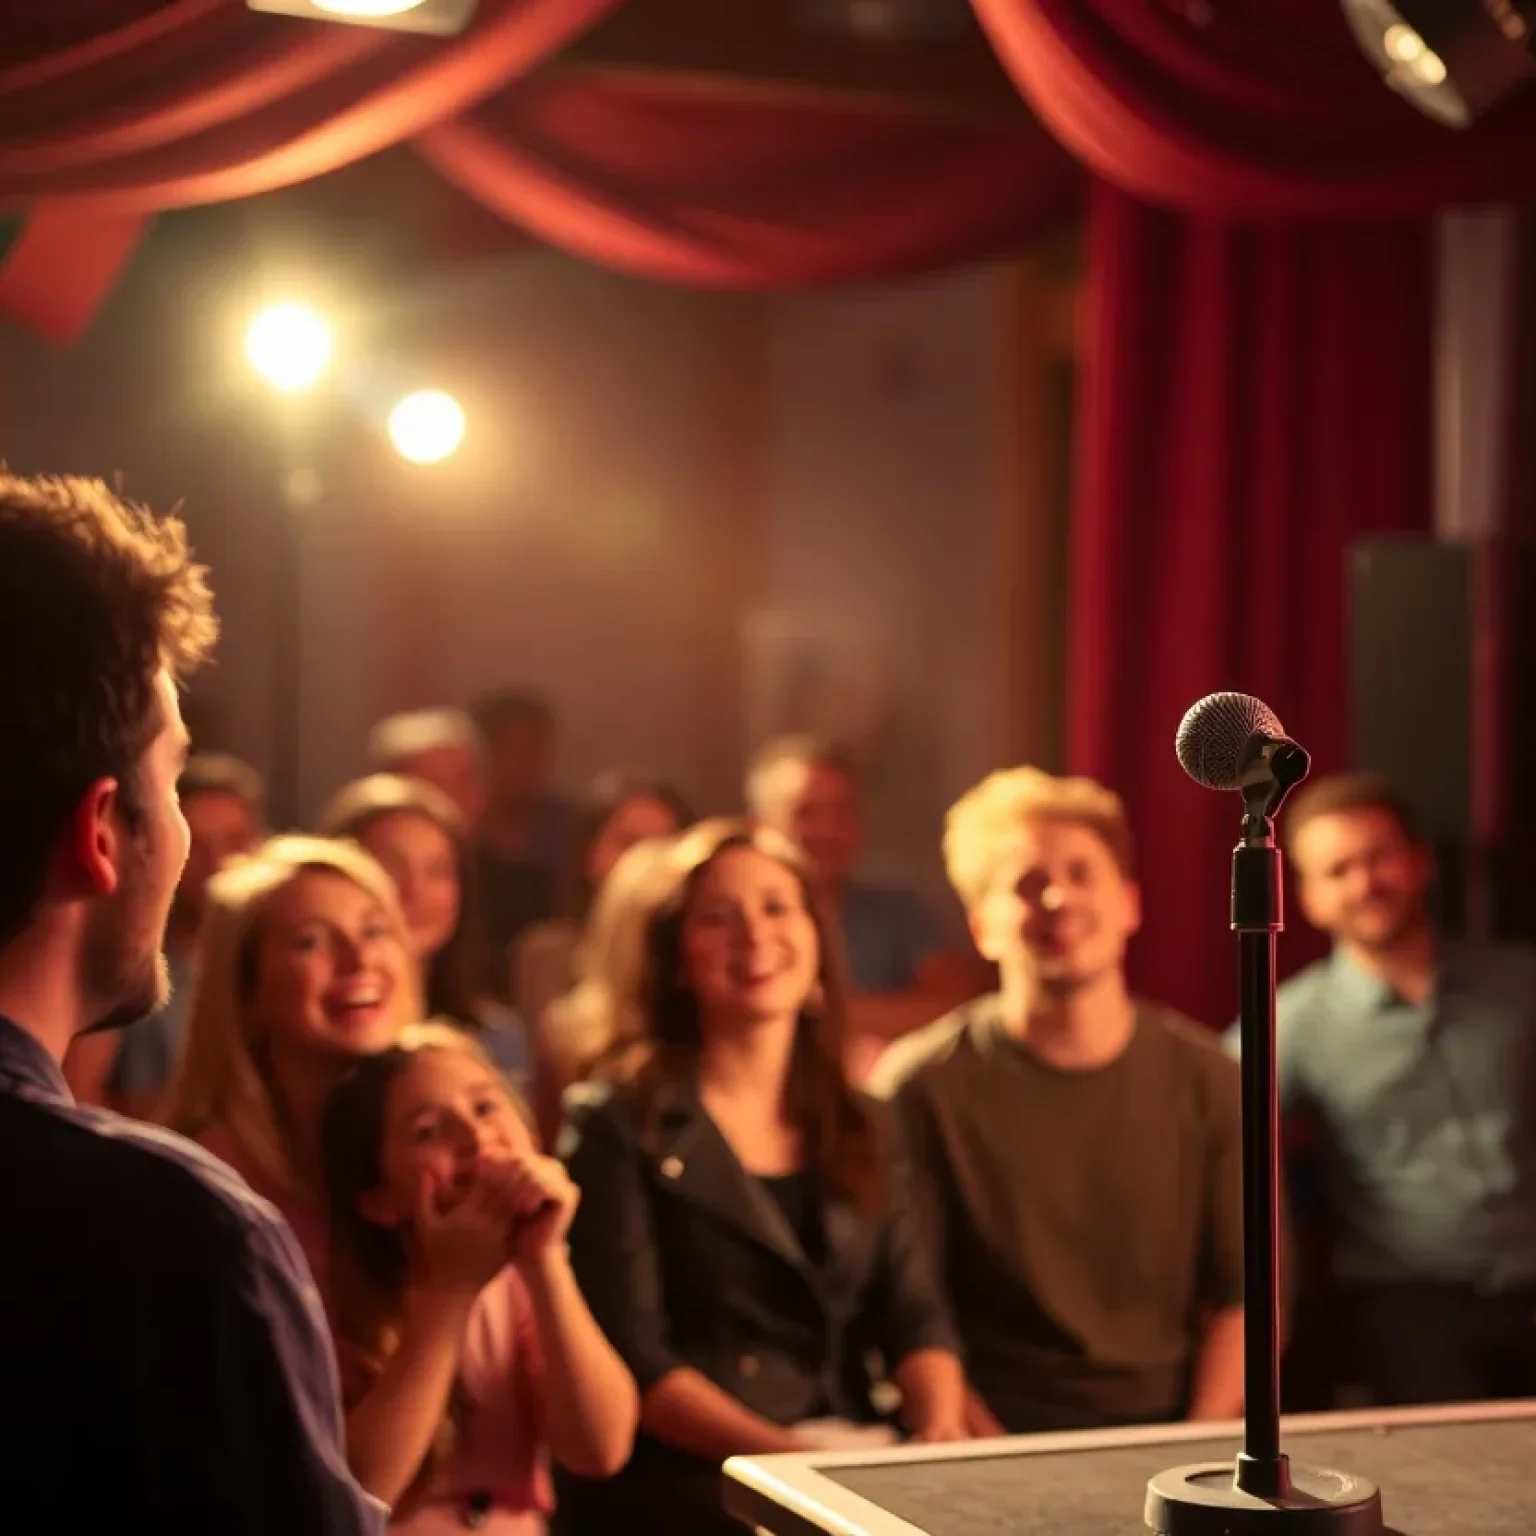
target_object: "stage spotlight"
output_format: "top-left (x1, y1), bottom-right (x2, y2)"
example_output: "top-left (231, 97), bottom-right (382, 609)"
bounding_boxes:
top-left (1342, 0), bottom-right (1536, 127)
top-left (245, 0), bottom-right (477, 36)
top-left (388, 390), bottom-right (465, 464)
top-left (245, 304), bottom-right (332, 393)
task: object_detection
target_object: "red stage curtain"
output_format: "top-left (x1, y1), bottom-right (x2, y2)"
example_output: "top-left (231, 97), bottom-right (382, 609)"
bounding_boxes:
top-left (417, 73), bottom-right (1082, 286)
top-left (1069, 183), bottom-right (1434, 1026)
top-left (971, 0), bottom-right (1536, 215)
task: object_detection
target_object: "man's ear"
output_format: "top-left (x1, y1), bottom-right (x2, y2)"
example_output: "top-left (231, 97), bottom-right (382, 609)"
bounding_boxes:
top-left (1122, 878), bottom-right (1143, 939)
top-left (65, 778), bottom-right (125, 899)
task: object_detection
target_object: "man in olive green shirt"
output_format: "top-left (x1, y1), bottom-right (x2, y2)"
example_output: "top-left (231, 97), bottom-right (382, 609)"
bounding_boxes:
top-left (873, 767), bottom-right (1246, 1434)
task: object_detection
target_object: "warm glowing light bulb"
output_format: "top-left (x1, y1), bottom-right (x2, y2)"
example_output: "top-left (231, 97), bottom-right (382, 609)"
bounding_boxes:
top-left (388, 390), bottom-right (465, 464)
top-left (1411, 49), bottom-right (1448, 84)
top-left (312, 0), bottom-right (428, 15)
top-left (245, 304), bottom-right (331, 393)
top-left (1382, 22), bottom-right (1426, 62)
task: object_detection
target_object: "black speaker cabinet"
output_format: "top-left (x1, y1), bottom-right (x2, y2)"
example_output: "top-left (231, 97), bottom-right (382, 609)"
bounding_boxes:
top-left (1349, 536), bottom-right (1536, 941)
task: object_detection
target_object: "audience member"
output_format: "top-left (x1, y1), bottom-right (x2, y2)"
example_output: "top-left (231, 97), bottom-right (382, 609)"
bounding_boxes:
top-left (471, 691), bottom-right (575, 991)
top-left (0, 473), bottom-right (381, 1532)
top-left (370, 708), bottom-right (488, 835)
top-left (1230, 772), bottom-right (1536, 1405)
top-left (747, 735), bottom-right (985, 1076)
top-left (321, 1022), bottom-right (636, 1529)
top-left (513, 772), bottom-right (691, 1027)
top-left (319, 774), bottom-right (530, 1084)
top-left (560, 819), bottom-right (966, 1536)
top-left (164, 835), bottom-right (422, 1289)
top-left (531, 836), bottom-right (678, 1144)
top-left (64, 752), bottom-right (263, 1117)
top-left (870, 767), bottom-right (1246, 1434)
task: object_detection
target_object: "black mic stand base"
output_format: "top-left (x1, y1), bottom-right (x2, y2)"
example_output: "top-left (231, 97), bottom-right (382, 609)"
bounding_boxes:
top-left (1146, 1460), bottom-right (1384, 1536)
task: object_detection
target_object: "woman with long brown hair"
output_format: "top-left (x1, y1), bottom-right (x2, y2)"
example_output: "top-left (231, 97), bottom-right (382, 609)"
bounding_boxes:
top-left (558, 819), bottom-right (967, 1536)
top-left (321, 1023), bottom-right (635, 1531)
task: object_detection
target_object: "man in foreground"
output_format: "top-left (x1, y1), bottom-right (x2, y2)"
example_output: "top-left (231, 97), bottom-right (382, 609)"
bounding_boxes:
top-left (0, 474), bottom-right (382, 1532)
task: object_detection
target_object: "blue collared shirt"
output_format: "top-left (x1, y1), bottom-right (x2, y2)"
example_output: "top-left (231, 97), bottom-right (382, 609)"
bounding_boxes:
top-left (0, 1015), bottom-right (385, 1534)
top-left (1225, 941), bottom-right (1536, 1290)
top-left (839, 882), bottom-right (942, 994)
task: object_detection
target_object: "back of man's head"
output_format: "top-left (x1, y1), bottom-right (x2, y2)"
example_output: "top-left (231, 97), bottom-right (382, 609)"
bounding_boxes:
top-left (178, 753), bottom-right (264, 819)
top-left (0, 474), bottom-right (217, 949)
top-left (367, 707), bottom-right (482, 772)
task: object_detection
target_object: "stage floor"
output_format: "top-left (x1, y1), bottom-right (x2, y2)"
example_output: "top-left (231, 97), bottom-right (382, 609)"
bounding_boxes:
top-left (725, 1401), bottom-right (1536, 1535)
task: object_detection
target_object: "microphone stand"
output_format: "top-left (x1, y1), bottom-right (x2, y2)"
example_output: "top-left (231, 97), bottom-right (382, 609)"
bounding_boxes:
top-left (1145, 746), bottom-right (1385, 1535)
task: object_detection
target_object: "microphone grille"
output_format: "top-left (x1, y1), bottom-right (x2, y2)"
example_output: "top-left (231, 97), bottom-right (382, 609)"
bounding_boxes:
top-left (1175, 692), bottom-right (1285, 791)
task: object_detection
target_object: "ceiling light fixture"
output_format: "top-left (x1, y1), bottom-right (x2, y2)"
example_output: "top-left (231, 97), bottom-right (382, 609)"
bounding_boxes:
top-left (246, 0), bottom-right (478, 37)
top-left (1342, 0), bottom-right (1536, 126)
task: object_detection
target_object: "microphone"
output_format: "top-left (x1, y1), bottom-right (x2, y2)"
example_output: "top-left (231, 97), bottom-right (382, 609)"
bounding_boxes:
top-left (1144, 695), bottom-right (1385, 1536)
top-left (1175, 691), bottom-right (1311, 808)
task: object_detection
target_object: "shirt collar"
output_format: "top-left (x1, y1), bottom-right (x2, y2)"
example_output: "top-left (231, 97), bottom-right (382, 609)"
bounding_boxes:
top-left (0, 1014), bottom-right (72, 1104)
top-left (1326, 938), bottom-right (1464, 1013)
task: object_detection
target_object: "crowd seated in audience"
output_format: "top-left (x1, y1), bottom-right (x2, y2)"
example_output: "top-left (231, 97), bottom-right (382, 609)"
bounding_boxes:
top-left (28, 552), bottom-right (1535, 1532)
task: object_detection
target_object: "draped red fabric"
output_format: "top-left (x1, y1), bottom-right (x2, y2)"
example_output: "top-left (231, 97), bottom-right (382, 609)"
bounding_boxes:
top-left (971, 0), bottom-right (1536, 215)
top-left (0, 205), bottom-right (147, 343)
top-left (0, 0), bottom-right (619, 211)
top-left (1069, 182), bottom-right (1434, 1027)
top-left (417, 73), bottom-right (1081, 286)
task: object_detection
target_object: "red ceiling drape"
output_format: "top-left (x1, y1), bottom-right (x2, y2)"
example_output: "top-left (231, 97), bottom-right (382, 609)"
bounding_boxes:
top-left (417, 73), bottom-right (1079, 287)
top-left (1069, 182), bottom-right (1435, 1025)
top-left (970, 0), bottom-right (1536, 216)
top-left (0, 1), bottom-right (1082, 335)
top-left (0, 0), bottom-right (619, 209)
top-left (0, 0), bottom-right (619, 339)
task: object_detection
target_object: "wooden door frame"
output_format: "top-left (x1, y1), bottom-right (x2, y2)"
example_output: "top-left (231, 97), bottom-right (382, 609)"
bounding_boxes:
top-left (995, 226), bottom-right (1086, 771)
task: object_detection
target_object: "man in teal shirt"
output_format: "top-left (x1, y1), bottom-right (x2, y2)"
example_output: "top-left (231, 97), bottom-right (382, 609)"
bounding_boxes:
top-left (1227, 773), bottom-right (1536, 1405)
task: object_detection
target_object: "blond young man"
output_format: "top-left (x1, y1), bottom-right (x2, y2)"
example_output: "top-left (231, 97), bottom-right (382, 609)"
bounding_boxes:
top-left (870, 767), bottom-right (1246, 1434)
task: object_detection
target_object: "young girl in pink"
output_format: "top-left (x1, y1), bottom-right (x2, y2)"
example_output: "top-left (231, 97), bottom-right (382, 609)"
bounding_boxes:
top-left (322, 1023), bottom-right (637, 1531)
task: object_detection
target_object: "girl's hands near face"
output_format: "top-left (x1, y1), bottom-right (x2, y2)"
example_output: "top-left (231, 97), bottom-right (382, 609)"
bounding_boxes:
top-left (481, 1152), bottom-right (580, 1267)
top-left (412, 1164), bottom-right (512, 1298)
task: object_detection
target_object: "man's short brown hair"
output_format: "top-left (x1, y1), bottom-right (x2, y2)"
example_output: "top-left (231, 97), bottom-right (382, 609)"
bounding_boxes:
top-left (744, 734), bottom-right (858, 818)
top-left (0, 474), bottom-right (217, 945)
top-left (178, 753), bottom-right (263, 818)
top-left (1283, 772), bottom-right (1423, 853)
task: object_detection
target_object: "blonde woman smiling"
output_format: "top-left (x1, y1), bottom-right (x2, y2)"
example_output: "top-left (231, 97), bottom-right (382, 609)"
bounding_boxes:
top-left (163, 835), bottom-right (423, 1290)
